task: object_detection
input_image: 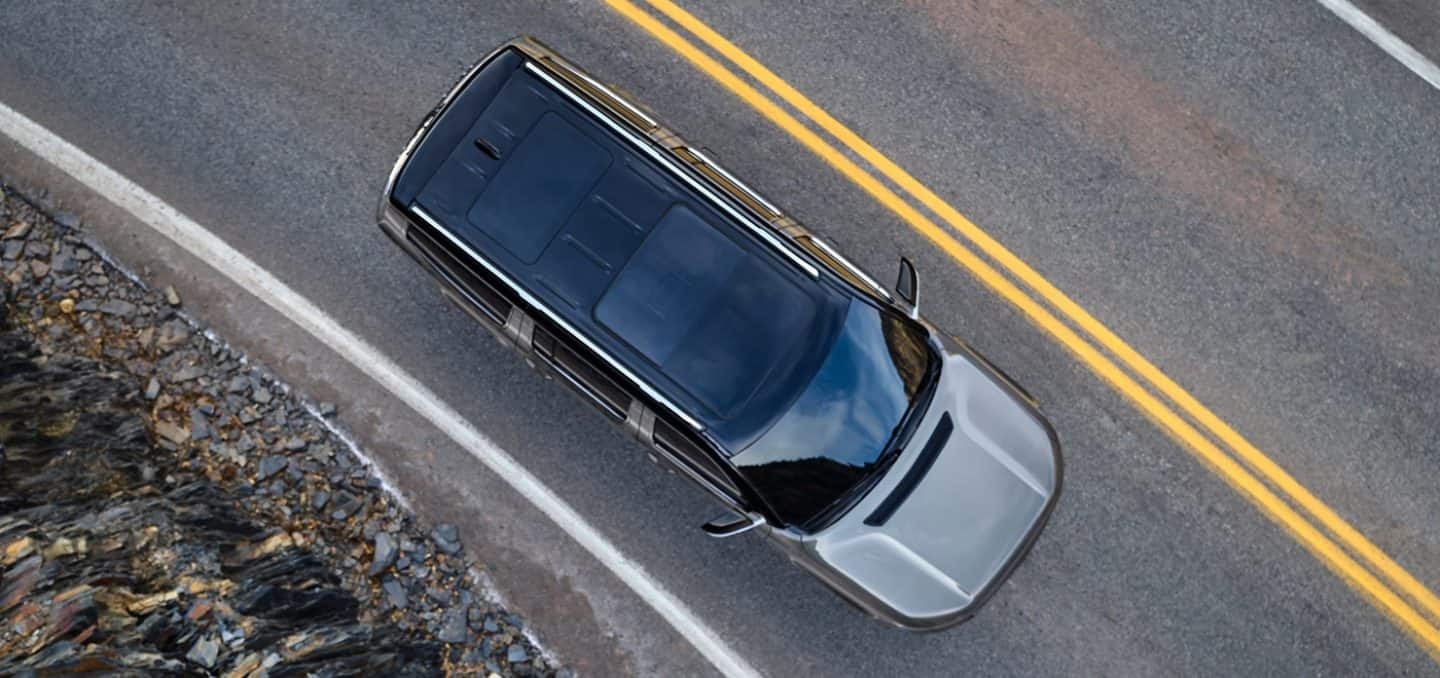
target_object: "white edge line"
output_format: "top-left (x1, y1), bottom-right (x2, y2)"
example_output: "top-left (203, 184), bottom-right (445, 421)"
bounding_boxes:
top-left (0, 101), bottom-right (760, 678)
top-left (1316, 0), bottom-right (1440, 91)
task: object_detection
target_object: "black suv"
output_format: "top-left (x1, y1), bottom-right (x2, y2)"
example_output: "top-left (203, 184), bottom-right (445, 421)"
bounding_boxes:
top-left (379, 37), bottom-right (1061, 630)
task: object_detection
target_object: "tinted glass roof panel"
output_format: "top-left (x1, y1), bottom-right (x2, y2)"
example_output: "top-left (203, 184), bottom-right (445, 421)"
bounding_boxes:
top-left (466, 112), bottom-right (612, 263)
top-left (596, 205), bottom-right (818, 417)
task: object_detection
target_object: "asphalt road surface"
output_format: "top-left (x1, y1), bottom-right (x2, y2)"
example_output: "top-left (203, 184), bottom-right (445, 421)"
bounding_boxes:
top-left (3, 1), bottom-right (1439, 675)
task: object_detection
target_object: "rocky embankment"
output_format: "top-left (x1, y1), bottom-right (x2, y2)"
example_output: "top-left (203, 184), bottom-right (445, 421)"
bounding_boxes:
top-left (0, 186), bottom-right (557, 676)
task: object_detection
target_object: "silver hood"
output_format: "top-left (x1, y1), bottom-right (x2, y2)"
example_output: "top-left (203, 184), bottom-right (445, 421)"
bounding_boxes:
top-left (796, 345), bottom-right (1061, 627)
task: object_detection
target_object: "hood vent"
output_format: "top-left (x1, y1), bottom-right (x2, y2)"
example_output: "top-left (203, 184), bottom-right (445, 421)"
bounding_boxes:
top-left (864, 413), bottom-right (954, 527)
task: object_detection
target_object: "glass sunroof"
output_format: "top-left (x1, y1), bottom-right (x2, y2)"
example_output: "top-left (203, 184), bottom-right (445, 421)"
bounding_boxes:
top-left (595, 205), bottom-right (819, 417)
top-left (466, 112), bottom-right (612, 263)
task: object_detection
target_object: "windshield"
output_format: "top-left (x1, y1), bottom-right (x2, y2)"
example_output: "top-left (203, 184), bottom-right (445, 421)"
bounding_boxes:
top-left (730, 299), bottom-right (937, 530)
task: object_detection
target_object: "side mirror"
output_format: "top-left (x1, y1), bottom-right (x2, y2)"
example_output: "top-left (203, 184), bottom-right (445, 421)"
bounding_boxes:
top-left (702, 510), bottom-right (767, 538)
top-left (896, 257), bottom-right (920, 318)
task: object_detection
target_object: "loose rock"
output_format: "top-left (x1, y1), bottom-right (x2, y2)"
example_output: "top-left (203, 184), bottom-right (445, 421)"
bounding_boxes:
top-left (432, 523), bottom-right (462, 555)
top-left (172, 365), bottom-right (205, 382)
top-left (51, 248), bottom-right (76, 274)
top-left (186, 636), bottom-right (220, 669)
top-left (370, 532), bottom-right (399, 576)
top-left (2, 220), bottom-right (30, 240)
top-left (154, 419), bottom-right (189, 445)
top-left (382, 577), bottom-right (409, 609)
top-left (190, 409), bottom-right (211, 440)
top-left (99, 298), bottom-right (136, 318)
top-left (0, 304), bottom-right (451, 675)
top-left (256, 455), bottom-right (288, 481)
top-left (0, 188), bottom-right (554, 676)
top-left (156, 320), bottom-right (190, 349)
top-left (329, 491), bottom-right (361, 520)
top-left (438, 608), bottom-right (470, 643)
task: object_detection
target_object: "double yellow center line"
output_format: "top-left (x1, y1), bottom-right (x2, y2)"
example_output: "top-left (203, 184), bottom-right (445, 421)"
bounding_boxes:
top-left (606, 0), bottom-right (1440, 660)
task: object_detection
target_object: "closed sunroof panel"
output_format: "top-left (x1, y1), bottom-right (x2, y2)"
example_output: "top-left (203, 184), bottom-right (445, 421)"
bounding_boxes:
top-left (596, 205), bottom-right (819, 417)
top-left (466, 112), bottom-right (612, 263)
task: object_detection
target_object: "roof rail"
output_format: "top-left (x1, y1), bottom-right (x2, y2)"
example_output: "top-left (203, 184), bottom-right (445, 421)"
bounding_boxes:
top-left (539, 55), bottom-right (658, 131)
top-left (682, 147), bottom-right (781, 218)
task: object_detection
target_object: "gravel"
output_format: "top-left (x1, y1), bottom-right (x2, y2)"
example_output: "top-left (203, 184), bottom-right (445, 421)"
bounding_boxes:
top-left (0, 185), bottom-right (556, 675)
top-left (0, 298), bottom-right (444, 674)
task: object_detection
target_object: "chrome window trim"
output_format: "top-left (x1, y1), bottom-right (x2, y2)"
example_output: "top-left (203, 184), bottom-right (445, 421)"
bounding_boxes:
top-left (410, 231), bottom-right (508, 325)
top-left (804, 235), bottom-right (894, 302)
top-left (540, 350), bottom-right (628, 421)
top-left (653, 434), bottom-right (745, 510)
top-left (411, 206), bottom-right (705, 431)
top-left (523, 61), bottom-right (819, 279)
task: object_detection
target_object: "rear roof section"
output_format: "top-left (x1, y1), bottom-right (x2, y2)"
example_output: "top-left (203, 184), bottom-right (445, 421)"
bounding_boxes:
top-left (395, 47), bottom-right (846, 449)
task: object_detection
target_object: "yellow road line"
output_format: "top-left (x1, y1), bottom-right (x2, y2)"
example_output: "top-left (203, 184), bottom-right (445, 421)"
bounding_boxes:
top-left (603, 0), bottom-right (1440, 660)
top-left (640, 0), bottom-right (1440, 633)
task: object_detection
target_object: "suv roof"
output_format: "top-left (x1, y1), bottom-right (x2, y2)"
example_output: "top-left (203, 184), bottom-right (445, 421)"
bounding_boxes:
top-left (406, 50), bottom-right (849, 450)
top-left (596, 203), bottom-right (829, 418)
